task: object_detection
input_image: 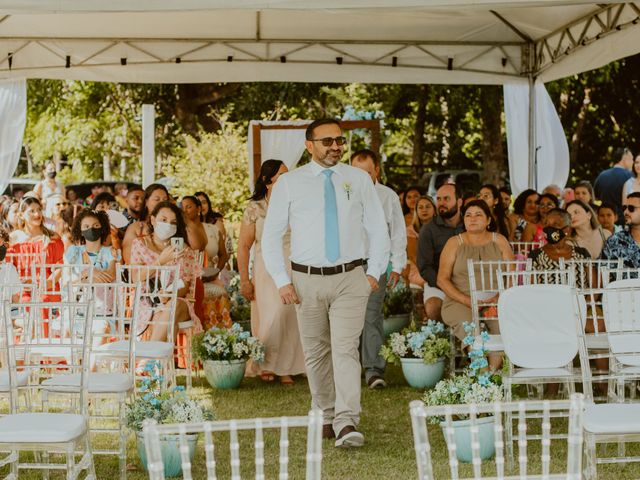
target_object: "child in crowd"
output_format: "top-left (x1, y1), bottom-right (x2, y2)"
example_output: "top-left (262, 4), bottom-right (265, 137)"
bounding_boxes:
top-left (597, 202), bottom-right (622, 234)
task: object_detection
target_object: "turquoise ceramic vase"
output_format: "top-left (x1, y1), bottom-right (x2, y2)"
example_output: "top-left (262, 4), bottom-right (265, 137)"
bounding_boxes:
top-left (383, 313), bottom-right (411, 337)
top-left (399, 357), bottom-right (445, 388)
top-left (137, 433), bottom-right (198, 477)
top-left (203, 359), bottom-right (247, 389)
top-left (440, 416), bottom-right (496, 463)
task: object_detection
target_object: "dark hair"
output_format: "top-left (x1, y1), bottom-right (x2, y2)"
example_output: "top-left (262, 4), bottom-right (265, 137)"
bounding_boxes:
top-left (614, 147), bottom-right (632, 163)
top-left (194, 191), bottom-right (216, 224)
top-left (149, 201), bottom-right (190, 248)
top-left (71, 208), bottom-right (110, 244)
top-left (90, 191), bottom-right (116, 211)
top-left (566, 199), bottom-right (600, 231)
top-left (402, 186), bottom-right (423, 215)
top-left (597, 202), bottom-right (617, 215)
top-left (305, 119), bottom-right (341, 141)
top-left (0, 198), bottom-right (17, 230)
top-left (499, 186), bottom-right (511, 196)
top-left (437, 182), bottom-right (462, 200)
top-left (350, 149), bottom-right (380, 167)
top-left (17, 197), bottom-right (54, 237)
top-left (538, 193), bottom-right (560, 208)
top-left (627, 192), bottom-right (640, 201)
top-left (181, 195), bottom-right (203, 222)
top-left (574, 180), bottom-right (595, 201)
top-left (461, 200), bottom-right (497, 232)
top-left (251, 159), bottom-right (285, 201)
top-left (513, 189), bottom-right (539, 216)
top-left (142, 183), bottom-right (169, 221)
top-left (479, 184), bottom-right (510, 237)
top-left (127, 185), bottom-right (144, 195)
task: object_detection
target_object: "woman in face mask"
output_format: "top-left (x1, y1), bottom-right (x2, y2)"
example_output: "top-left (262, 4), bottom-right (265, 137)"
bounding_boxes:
top-left (64, 209), bottom-right (115, 284)
top-left (130, 201), bottom-right (203, 342)
top-left (34, 161), bottom-right (66, 210)
top-left (528, 208), bottom-right (591, 280)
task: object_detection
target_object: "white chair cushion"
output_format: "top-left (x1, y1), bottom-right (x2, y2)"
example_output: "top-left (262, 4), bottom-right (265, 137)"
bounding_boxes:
top-left (0, 413), bottom-right (86, 443)
top-left (42, 373), bottom-right (133, 394)
top-left (96, 340), bottom-right (173, 358)
top-left (584, 403), bottom-right (640, 434)
top-left (585, 334), bottom-right (609, 350)
top-left (0, 370), bottom-right (29, 392)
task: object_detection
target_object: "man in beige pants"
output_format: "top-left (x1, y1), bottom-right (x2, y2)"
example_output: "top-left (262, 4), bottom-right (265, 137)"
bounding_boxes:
top-left (262, 119), bottom-right (390, 448)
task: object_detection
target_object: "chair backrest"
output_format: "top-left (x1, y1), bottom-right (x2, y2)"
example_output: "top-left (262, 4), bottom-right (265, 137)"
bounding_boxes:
top-left (560, 258), bottom-right (623, 292)
top-left (409, 394), bottom-right (584, 480)
top-left (602, 279), bottom-right (640, 367)
top-left (601, 266), bottom-right (640, 286)
top-left (3, 300), bottom-right (93, 414)
top-left (510, 241), bottom-right (543, 258)
top-left (34, 262), bottom-right (96, 300)
top-left (498, 284), bottom-right (582, 369)
top-left (142, 409), bottom-right (323, 480)
top-left (467, 259), bottom-right (531, 334)
top-left (116, 264), bottom-right (180, 342)
top-left (6, 249), bottom-right (47, 283)
top-left (496, 267), bottom-right (575, 291)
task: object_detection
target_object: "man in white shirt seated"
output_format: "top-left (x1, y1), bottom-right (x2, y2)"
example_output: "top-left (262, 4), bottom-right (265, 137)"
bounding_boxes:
top-left (262, 119), bottom-right (390, 449)
top-left (351, 149), bottom-right (406, 389)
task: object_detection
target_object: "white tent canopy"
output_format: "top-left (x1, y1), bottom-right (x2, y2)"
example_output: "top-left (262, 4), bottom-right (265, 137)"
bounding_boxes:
top-left (0, 1), bottom-right (637, 85)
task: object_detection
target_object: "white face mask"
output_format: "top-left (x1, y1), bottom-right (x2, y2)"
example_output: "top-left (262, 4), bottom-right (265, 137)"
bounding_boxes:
top-left (154, 221), bottom-right (177, 240)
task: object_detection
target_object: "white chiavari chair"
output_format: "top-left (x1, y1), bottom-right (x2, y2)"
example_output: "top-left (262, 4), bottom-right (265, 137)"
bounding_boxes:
top-left (142, 409), bottom-right (323, 480)
top-left (509, 240), bottom-right (543, 259)
top-left (43, 282), bottom-right (141, 480)
top-left (6, 249), bottom-right (46, 284)
top-left (115, 263), bottom-right (180, 388)
top-left (0, 300), bottom-right (96, 479)
top-left (409, 394), bottom-right (584, 480)
top-left (576, 281), bottom-right (640, 478)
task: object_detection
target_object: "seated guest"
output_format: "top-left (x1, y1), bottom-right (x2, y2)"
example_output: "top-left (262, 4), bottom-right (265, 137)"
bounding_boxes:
top-left (597, 202), bottom-right (621, 235)
top-left (402, 186), bottom-right (422, 227)
top-left (438, 200), bottom-right (513, 346)
top-left (406, 195), bottom-right (436, 265)
top-left (0, 226), bottom-right (21, 302)
top-left (574, 180), bottom-right (597, 209)
top-left (600, 192), bottom-right (640, 268)
top-left (478, 184), bottom-right (512, 239)
top-left (130, 201), bottom-right (203, 342)
top-left (523, 193), bottom-right (558, 243)
top-left (122, 183), bottom-right (169, 263)
top-left (510, 189), bottom-right (540, 241)
top-left (566, 200), bottom-right (610, 259)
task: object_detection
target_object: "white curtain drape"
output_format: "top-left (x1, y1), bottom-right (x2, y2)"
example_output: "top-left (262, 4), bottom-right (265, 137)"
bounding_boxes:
top-left (0, 79), bottom-right (26, 195)
top-left (247, 120), bottom-right (308, 190)
top-left (504, 82), bottom-right (569, 197)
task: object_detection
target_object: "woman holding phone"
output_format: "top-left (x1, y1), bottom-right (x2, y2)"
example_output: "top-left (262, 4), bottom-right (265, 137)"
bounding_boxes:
top-left (130, 201), bottom-right (202, 342)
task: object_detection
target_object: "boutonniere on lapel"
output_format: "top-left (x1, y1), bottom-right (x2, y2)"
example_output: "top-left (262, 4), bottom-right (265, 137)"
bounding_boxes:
top-left (343, 183), bottom-right (352, 200)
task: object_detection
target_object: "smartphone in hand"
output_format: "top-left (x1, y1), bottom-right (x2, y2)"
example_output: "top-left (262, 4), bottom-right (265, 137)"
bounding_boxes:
top-left (171, 237), bottom-right (184, 252)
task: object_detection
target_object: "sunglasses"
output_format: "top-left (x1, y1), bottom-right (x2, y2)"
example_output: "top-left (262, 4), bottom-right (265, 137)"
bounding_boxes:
top-left (310, 136), bottom-right (347, 147)
top-left (623, 205), bottom-right (638, 213)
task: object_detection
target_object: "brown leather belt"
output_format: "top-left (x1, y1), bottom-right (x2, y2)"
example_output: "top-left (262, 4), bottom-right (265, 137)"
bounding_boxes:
top-left (291, 259), bottom-right (365, 276)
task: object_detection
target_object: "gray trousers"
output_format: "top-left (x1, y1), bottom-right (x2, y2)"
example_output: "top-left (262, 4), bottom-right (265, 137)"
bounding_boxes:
top-left (360, 272), bottom-right (387, 382)
top-left (292, 266), bottom-right (370, 435)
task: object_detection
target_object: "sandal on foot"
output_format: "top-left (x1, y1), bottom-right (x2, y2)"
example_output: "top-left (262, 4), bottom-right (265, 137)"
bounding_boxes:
top-left (260, 372), bottom-right (275, 382)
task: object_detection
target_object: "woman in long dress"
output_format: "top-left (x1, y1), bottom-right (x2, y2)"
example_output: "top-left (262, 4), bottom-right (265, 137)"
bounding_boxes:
top-left (237, 160), bottom-right (305, 385)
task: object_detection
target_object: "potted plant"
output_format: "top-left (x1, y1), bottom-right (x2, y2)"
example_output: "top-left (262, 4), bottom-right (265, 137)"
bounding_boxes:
top-left (227, 274), bottom-right (252, 332)
top-left (422, 323), bottom-right (503, 463)
top-left (382, 282), bottom-right (414, 337)
top-left (192, 322), bottom-right (265, 389)
top-left (126, 362), bottom-right (214, 477)
top-left (380, 320), bottom-right (450, 388)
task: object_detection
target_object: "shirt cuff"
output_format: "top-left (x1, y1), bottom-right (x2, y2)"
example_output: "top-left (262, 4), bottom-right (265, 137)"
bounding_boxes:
top-left (273, 272), bottom-right (292, 289)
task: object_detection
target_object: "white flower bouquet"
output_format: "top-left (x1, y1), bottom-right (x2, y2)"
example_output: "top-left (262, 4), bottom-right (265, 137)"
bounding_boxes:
top-left (380, 320), bottom-right (450, 365)
top-left (193, 322), bottom-right (265, 363)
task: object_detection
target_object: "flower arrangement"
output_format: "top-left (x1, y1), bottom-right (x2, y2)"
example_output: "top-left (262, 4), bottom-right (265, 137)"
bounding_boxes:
top-left (125, 362), bottom-right (214, 432)
top-left (422, 323), bottom-right (502, 422)
top-left (226, 273), bottom-right (251, 326)
top-left (192, 322), bottom-right (265, 363)
top-left (382, 282), bottom-right (414, 317)
top-left (380, 320), bottom-right (450, 365)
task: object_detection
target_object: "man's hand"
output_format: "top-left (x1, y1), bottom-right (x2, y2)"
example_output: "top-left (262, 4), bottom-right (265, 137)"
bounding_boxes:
top-left (279, 284), bottom-right (300, 305)
top-left (366, 275), bottom-right (379, 292)
top-left (387, 271), bottom-right (400, 288)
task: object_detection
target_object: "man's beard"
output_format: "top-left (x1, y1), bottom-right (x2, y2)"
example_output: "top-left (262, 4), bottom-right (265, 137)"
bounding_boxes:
top-left (439, 204), bottom-right (458, 220)
top-left (316, 150), bottom-right (342, 167)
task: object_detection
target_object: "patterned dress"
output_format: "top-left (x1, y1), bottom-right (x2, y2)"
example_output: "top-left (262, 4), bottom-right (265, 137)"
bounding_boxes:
top-left (600, 230), bottom-right (640, 268)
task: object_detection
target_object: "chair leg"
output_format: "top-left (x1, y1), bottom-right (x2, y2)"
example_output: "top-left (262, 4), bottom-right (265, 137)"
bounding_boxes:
top-left (85, 435), bottom-right (97, 480)
top-left (504, 378), bottom-right (514, 472)
top-left (119, 395), bottom-right (128, 480)
top-left (584, 434), bottom-right (597, 480)
top-left (66, 442), bottom-right (77, 480)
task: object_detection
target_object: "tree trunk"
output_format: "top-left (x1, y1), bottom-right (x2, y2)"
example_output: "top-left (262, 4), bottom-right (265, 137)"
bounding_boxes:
top-left (478, 86), bottom-right (505, 186)
top-left (411, 85), bottom-right (428, 182)
top-left (569, 84), bottom-right (592, 166)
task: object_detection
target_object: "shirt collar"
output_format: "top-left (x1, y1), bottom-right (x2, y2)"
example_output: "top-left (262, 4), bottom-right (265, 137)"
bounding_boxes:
top-left (310, 160), bottom-right (343, 177)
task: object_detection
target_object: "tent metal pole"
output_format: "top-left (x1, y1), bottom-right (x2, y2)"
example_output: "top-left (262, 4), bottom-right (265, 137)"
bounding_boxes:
top-left (142, 104), bottom-right (155, 188)
top-left (527, 74), bottom-right (536, 190)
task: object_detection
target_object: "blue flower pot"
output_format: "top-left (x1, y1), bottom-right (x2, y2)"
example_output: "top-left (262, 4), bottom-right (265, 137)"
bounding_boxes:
top-left (400, 357), bottom-right (445, 388)
top-left (383, 313), bottom-right (410, 337)
top-left (203, 359), bottom-right (247, 389)
top-left (440, 416), bottom-right (496, 463)
top-left (137, 432), bottom-right (198, 477)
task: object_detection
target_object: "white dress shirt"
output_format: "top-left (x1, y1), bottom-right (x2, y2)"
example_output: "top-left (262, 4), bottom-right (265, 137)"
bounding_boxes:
top-left (373, 182), bottom-right (407, 275)
top-left (262, 160), bottom-right (390, 289)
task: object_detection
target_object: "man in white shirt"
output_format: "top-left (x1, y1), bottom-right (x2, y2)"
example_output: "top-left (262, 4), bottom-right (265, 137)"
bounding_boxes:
top-left (351, 149), bottom-right (406, 390)
top-left (262, 119), bottom-right (390, 448)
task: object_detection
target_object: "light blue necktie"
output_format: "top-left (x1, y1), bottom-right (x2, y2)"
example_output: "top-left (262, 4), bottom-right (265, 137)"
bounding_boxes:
top-left (323, 169), bottom-right (340, 263)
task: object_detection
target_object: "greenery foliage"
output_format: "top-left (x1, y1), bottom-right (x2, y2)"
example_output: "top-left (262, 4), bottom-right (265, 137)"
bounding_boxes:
top-left (380, 320), bottom-right (450, 365)
top-left (382, 283), bottom-right (414, 317)
top-left (192, 323), bottom-right (264, 363)
top-left (124, 361), bottom-right (213, 432)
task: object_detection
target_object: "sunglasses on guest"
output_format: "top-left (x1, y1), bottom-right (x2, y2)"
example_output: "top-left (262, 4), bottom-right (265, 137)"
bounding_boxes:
top-left (310, 136), bottom-right (347, 147)
top-left (623, 204), bottom-right (639, 213)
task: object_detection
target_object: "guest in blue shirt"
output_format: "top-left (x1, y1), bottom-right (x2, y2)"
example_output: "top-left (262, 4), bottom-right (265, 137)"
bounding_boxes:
top-left (594, 147), bottom-right (634, 224)
top-left (600, 192), bottom-right (640, 268)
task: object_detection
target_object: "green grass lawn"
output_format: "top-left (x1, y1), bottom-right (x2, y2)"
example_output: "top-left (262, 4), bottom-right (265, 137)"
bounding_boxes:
top-left (4, 365), bottom-right (640, 479)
